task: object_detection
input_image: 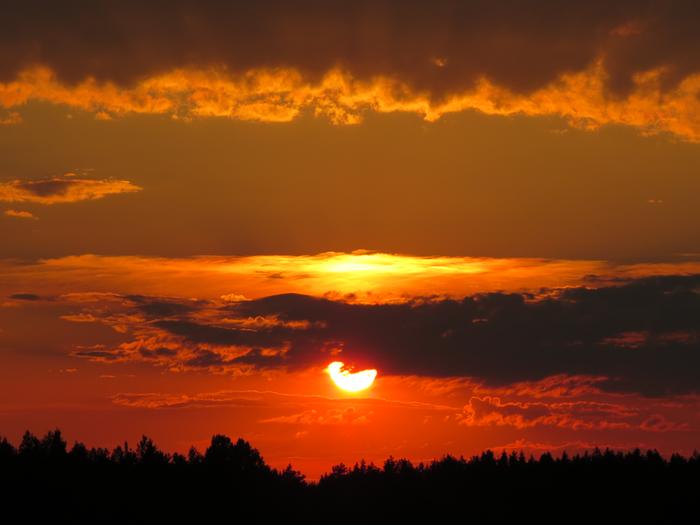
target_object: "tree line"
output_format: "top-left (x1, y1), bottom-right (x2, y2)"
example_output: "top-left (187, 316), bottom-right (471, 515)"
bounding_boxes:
top-left (1, 429), bottom-right (698, 522)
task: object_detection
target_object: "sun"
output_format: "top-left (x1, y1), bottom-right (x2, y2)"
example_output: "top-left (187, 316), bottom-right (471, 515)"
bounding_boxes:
top-left (326, 361), bottom-right (377, 393)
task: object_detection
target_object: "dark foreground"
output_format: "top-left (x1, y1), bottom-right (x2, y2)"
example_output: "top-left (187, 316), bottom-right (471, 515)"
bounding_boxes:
top-left (1, 430), bottom-right (698, 522)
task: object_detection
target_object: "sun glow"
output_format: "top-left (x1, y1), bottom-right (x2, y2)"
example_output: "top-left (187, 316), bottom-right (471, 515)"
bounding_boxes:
top-left (327, 361), bottom-right (377, 393)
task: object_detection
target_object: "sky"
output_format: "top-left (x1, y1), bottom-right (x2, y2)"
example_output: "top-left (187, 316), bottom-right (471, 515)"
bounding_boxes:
top-left (2, 0), bottom-right (700, 479)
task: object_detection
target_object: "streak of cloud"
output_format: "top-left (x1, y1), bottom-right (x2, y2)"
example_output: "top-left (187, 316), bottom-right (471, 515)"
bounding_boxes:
top-left (0, 175), bottom-right (141, 205)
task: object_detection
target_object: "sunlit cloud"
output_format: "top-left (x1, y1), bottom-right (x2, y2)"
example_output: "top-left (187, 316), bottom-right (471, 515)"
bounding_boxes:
top-left (261, 407), bottom-right (372, 426)
top-left (2, 64), bottom-right (700, 140)
top-left (111, 390), bottom-right (277, 410)
top-left (457, 396), bottom-right (636, 431)
top-left (3, 3), bottom-right (700, 140)
top-left (0, 111), bottom-right (21, 125)
top-left (0, 173), bottom-right (141, 205)
top-left (3, 252), bottom-right (700, 303)
top-left (4, 209), bottom-right (37, 220)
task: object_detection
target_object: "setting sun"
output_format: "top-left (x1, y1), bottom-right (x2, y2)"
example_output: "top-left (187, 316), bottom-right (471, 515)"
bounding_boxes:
top-left (326, 361), bottom-right (378, 393)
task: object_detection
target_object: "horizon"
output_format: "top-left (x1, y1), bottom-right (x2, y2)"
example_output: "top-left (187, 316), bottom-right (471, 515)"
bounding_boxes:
top-left (4, 427), bottom-right (698, 483)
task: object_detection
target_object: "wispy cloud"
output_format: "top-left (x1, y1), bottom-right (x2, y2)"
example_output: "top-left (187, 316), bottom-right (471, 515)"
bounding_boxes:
top-left (0, 111), bottom-right (21, 125)
top-left (4, 209), bottom-right (37, 220)
top-left (0, 174), bottom-right (141, 205)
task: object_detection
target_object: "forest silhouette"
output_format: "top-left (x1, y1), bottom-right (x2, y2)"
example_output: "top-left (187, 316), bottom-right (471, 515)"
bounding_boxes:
top-left (1, 429), bottom-right (698, 522)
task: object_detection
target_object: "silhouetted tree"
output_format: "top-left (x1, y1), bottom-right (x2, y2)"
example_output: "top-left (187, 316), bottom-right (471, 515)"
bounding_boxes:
top-left (1, 429), bottom-right (698, 522)
top-left (18, 430), bottom-right (40, 459)
top-left (0, 437), bottom-right (15, 462)
top-left (136, 435), bottom-right (170, 465)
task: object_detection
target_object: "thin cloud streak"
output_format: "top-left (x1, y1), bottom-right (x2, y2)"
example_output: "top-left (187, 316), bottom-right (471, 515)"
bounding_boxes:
top-left (4, 209), bottom-right (37, 220)
top-left (0, 175), bottom-right (141, 205)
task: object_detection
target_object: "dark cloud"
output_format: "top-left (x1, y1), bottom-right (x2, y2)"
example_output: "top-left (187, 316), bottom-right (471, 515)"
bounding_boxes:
top-left (138, 346), bottom-right (178, 359)
top-left (9, 293), bottom-right (42, 301)
top-left (73, 349), bottom-right (124, 361)
top-left (131, 275), bottom-right (698, 397)
top-left (153, 320), bottom-right (286, 348)
top-left (124, 295), bottom-right (199, 318)
top-left (224, 276), bottom-right (700, 395)
top-left (1, 0), bottom-right (700, 97)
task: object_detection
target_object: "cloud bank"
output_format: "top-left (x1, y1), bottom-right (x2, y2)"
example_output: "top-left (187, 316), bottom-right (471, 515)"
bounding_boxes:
top-left (45, 274), bottom-right (700, 397)
top-left (1, 1), bottom-right (700, 138)
top-left (4, 252), bottom-right (700, 304)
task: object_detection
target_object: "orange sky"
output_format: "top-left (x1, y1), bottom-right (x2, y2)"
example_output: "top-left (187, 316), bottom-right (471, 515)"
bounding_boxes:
top-left (2, 253), bottom-right (700, 479)
top-left (2, 0), bottom-right (700, 480)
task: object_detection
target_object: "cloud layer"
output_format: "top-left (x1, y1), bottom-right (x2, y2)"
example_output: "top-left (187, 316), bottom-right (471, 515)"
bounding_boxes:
top-left (46, 274), bottom-right (700, 397)
top-left (2, 1), bottom-right (700, 138)
top-left (2, 1), bottom-right (697, 92)
top-left (5, 253), bottom-right (700, 304)
top-left (108, 384), bottom-right (695, 435)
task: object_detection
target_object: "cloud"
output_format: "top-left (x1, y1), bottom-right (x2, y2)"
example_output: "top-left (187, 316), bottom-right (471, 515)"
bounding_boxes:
top-left (479, 374), bottom-right (609, 399)
top-left (487, 438), bottom-right (651, 456)
top-left (455, 396), bottom-right (680, 432)
top-left (107, 385), bottom-right (693, 433)
top-left (60, 274), bottom-right (700, 397)
top-left (0, 111), bottom-right (21, 125)
top-left (1, 2), bottom-right (700, 138)
top-left (0, 174), bottom-right (141, 204)
top-left (5, 252), bottom-right (700, 305)
top-left (59, 313), bottom-right (98, 323)
top-left (111, 390), bottom-right (273, 410)
top-left (4, 209), bottom-right (37, 220)
top-left (110, 388), bottom-right (454, 413)
top-left (260, 407), bottom-right (372, 426)
top-left (0, 0), bottom-right (693, 93)
top-left (8, 293), bottom-right (42, 301)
